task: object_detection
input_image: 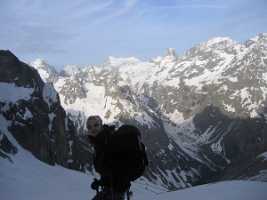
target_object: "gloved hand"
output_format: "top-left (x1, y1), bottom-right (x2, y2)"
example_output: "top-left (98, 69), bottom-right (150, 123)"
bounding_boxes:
top-left (91, 178), bottom-right (100, 190)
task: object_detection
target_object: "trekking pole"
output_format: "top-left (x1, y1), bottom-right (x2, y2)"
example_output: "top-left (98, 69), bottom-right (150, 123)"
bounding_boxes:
top-left (100, 186), bottom-right (103, 200)
top-left (126, 189), bottom-right (133, 200)
top-left (110, 174), bottom-right (115, 200)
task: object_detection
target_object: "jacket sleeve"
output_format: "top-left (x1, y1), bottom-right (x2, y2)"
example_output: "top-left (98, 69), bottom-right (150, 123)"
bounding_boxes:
top-left (142, 143), bottom-right (149, 166)
top-left (93, 129), bottom-right (113, 176)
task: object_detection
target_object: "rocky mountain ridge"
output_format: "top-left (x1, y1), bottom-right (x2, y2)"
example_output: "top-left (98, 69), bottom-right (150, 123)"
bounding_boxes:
top-left (32, 33), bottom-right (267, 119)
top-left (28, 33), bottom-right (267, 188)
top-left (1, 33), bottom-right (267, 190)
top-left (0, 50), bottom-right (92, 171)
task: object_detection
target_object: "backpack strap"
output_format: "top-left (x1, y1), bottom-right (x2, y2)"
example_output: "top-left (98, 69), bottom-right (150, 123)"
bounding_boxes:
top-left (141, 143), bottom-right (148, 166)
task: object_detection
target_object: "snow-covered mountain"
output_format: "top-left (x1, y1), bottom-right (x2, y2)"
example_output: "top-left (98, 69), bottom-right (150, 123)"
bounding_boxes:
top-left (32, 33), bottom-right (267, 120)
top-left (0, 50), bottom-right (81, 168)
top-left (29, 33), bottom-right (267, 189)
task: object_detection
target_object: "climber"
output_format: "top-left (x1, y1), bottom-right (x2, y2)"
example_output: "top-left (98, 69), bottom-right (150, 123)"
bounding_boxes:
top-left (86, 115), bottom-right (148, 200)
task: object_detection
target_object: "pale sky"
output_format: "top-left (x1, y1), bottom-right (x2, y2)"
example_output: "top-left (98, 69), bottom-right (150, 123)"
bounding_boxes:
top-left (1, 0), bottom-right (267, 68)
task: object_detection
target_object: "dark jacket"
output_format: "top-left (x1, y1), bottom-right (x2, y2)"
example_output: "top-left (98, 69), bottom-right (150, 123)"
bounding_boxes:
top-left (88, 125), bottom-right (115, 176)
top-left (88, 124), bottom-right (147, 193)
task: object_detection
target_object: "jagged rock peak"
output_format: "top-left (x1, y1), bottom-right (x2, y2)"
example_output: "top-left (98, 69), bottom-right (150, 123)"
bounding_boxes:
top-left (30, 58), bottom-right (57, 73)
top-left (204, 36), bottom-right (236, 47)
top-left (30, 59), bottom-right (58, 83)
top-left (250, 32), bottom-right (267, 41)
top-left (0, 49), bottom-right (16, 57)
top-left (245, 32), bottom-right (267, 47)
top-left (0, 50), bottom-right (19, 66)
top-left (31, 58), bottom-right (49, 67)
top-left (166, 48), bottom-right (177, 57)
top-left (156, 48), bottom-right (178, 63)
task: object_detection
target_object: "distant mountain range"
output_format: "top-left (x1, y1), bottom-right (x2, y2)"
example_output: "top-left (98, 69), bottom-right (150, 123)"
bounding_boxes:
top-left (1, 33), bottom-right (267, 190)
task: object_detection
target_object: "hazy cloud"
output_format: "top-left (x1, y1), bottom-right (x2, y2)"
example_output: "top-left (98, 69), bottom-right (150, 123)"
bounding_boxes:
top-left (89, 0), bottom-right (138, 25)
top-left (0, 0), bottom-right (266, 66)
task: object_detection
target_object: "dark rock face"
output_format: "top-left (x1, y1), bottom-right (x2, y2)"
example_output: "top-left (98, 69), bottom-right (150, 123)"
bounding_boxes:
top-left (0, 50), bottom-right (71, 166)
top-left (192, 105), bottom-right (267, 182)
top-left (0, 50), bottom-right (43, 90)
top-left (0, 133), bottom-right (17, 161)
top-left (0, 50), bottom-right (94, 173)
top-left (220, 152), bottom-right (267, 181)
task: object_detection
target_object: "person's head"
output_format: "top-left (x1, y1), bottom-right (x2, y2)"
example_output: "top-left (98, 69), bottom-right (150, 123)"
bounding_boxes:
top-left (86, 115), bottom-right (103, 137)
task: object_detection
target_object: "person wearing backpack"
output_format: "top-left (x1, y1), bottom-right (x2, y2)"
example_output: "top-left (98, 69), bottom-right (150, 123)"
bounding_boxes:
top-left (86, 115), bottom-right (148, 200)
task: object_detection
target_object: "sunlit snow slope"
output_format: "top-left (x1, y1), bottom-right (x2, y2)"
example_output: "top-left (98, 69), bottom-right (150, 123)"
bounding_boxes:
top-left (1, 134), bottom-right (267, 200)
top-left (0, 133), bottom-right (155, 200)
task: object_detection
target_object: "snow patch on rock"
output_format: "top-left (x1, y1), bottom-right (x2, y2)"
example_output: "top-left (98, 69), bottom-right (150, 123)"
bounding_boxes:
top-left (42, 83), bottom-right (58, 109)
top-left (0, 82), bottom-right (33, 103)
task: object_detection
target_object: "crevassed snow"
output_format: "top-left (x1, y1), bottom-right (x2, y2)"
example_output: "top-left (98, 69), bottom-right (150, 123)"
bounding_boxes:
top-left (0, 82), bottom-right (34, 103)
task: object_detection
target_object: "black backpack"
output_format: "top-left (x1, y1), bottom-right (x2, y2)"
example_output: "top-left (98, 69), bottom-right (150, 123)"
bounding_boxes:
top-left (109, 125), bottom-right (148, 181)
